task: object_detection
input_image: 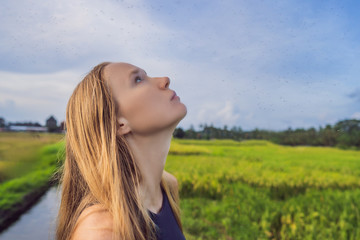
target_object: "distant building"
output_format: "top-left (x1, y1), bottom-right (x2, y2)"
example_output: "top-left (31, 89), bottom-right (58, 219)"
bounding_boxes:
top-left (46, 115), bottom-right (58, 132)
top-left (8, 125), bottom-right (47, 132)
top-left (0, 117), bottom-right (5, 131)
top-left (0, 117), bottom-right (5, 127)
top-left (0, 116), bottom-right (64, 133)
top-left (59, 121), bottom-right (65, 133)
top-left (7, 121), bottom-right (47, 132)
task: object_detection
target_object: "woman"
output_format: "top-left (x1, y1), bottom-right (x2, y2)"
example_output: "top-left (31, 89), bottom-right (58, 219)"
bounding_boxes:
top-left (55, 62), bottom-right (187, 240)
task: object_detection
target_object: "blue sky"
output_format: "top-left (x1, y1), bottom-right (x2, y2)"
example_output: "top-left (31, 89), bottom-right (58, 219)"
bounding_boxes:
top-left (0, 0), bottom-right (359, 131)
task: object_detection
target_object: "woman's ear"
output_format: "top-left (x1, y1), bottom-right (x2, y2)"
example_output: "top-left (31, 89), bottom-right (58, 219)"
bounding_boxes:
top-left (116, 117), bottom-right (131, 136)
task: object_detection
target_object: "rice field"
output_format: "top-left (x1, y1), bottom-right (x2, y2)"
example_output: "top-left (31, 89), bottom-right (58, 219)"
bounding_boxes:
top-left (166, 139), bottom-right (360, 240)
top-left (1, 133), bottom-right (359, 239)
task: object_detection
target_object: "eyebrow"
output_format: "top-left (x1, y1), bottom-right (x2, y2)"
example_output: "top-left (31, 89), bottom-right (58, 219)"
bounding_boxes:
top-left (128, 68), bottom-right (147, 78)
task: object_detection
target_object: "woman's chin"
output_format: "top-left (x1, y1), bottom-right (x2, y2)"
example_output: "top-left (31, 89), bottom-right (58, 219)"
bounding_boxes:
top-left (177, 104), bottom-right (187, 122)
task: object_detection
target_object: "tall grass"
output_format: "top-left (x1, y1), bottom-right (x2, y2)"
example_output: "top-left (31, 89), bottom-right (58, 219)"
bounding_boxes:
top-left (0, 132), bottom-right (64, 182)
top-left (2, 134), bottom-right (360, 239)
top-left (166, 139), bottom-right (360, 239)
top-left (0, 132), bottom-right (64, 229)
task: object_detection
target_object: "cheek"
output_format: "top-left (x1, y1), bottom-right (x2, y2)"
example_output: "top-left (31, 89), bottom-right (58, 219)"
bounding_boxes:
top-left (123, 93), bottom-right (167, 128)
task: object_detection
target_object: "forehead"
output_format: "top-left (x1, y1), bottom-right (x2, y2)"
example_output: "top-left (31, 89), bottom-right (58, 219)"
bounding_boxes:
top-left (103, 62), bottom-right (144, 94)
top-left (104, 62), bottom-right (138, 82)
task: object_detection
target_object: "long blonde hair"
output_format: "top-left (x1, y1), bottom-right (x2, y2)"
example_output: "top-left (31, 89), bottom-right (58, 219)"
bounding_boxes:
top-left (55, 62), bottom-right (183, 240)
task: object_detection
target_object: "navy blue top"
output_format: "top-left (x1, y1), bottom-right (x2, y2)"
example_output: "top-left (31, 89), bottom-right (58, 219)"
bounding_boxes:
top-left (148, 187), bottom-right (186, 240)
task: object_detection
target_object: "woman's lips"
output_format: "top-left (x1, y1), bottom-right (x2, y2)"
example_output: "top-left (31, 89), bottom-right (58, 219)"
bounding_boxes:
top-left (171, 91), bottom-right (177, 100)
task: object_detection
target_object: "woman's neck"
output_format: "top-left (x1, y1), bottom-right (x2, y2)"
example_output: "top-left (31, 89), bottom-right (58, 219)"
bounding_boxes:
top-left (124, 129), bottom-right (173, 212)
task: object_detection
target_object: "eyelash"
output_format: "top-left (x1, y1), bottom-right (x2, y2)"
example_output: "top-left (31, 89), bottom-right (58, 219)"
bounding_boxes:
top-left (135, 76), bottom-right (142, 83)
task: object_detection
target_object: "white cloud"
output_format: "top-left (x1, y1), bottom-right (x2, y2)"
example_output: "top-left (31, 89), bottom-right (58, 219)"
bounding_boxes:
top-left (0, 70), bottom-right (81, 124)
top-left (351, 112), bottom-right (360, 120)
top-left (216, 101), bottom-right (241, 125)
top-left (0, 0), bottom-right (359, 130)
top-left (0, 0), bottom-right (175, 72)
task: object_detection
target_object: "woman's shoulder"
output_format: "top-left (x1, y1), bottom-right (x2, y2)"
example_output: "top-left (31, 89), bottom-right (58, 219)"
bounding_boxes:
top-left (163, 170), bottom-right (178, 190)
top-left (71, 204), bottom-right (113, 240)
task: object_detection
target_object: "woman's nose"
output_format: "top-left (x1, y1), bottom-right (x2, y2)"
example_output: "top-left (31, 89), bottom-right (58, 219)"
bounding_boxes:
top-left (159, 76), bottom-right (170, 89)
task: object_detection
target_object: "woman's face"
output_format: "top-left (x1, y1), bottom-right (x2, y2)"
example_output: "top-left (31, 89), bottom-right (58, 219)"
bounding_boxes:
top-left (104, 62), bottom-right (187, 136)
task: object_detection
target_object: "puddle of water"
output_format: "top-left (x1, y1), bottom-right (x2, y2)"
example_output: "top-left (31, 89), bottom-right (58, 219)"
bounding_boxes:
top-left (0, 186), bottom-right (61, 240)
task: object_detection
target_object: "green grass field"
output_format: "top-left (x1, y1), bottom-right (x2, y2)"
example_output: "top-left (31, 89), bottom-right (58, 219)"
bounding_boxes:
top-left (0, 132), bottom-right (64, 182)
top-left (166, 139), bottom-right (360, 240)
top-left (0, 132), bottom-right (64, 217)
top-left (1, 133), bottom-right (359, 239)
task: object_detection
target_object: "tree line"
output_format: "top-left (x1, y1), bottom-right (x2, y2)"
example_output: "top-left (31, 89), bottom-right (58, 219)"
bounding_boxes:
top-left (173, 119), bottom-right (360, 149)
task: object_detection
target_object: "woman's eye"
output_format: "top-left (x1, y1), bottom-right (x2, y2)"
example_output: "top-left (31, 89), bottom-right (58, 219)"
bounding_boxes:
top-left (135, 76), bottom-right (142, 83)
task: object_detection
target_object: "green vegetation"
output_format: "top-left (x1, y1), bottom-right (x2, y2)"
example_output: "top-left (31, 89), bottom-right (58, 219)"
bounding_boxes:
top-left (0, 132), bottom-right (64, 182)
top-left (165, 139), bottom-right (360, 240)
top-left (1, 133), bottom-right (359, 239)
top-left (174, 119), bottom-right (360, 149)
top-left (0, 132), bottom-right (64, 228)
